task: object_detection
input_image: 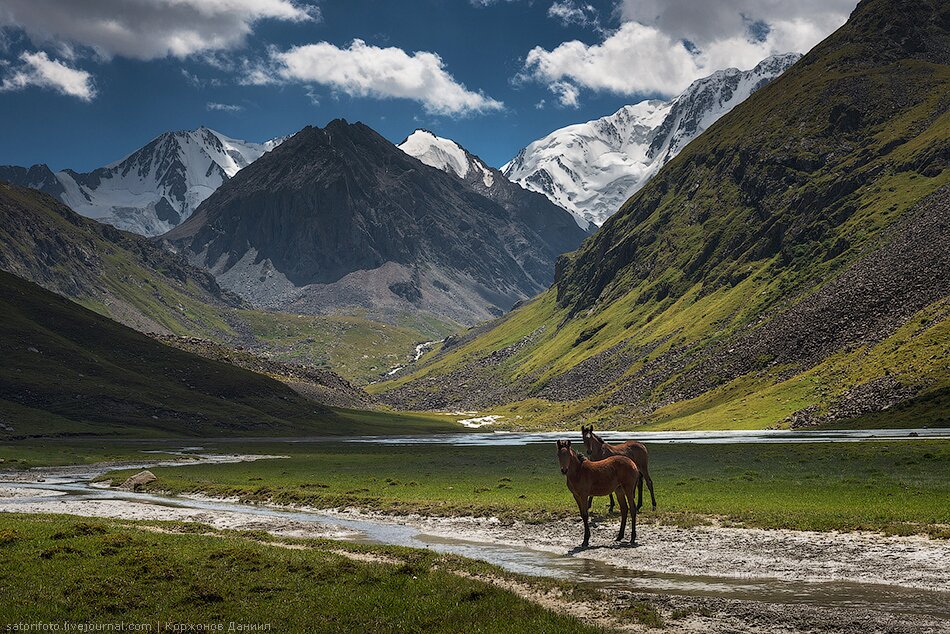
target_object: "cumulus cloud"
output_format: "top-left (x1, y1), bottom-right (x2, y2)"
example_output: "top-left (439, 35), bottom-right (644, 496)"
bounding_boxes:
top-left (267, 39), bottom-right (504, 116)
top-left (550, 80), bottom-right (580, 107)
top-left (0, 50), bottom-right (95, 100)
top-left (0, 0), bottom-right (317, 61)
top-left (522, 0), bottom-right (855, 104)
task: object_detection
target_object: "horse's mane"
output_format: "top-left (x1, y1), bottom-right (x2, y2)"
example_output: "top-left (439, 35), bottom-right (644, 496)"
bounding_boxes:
top-left (577, 453), bottom-right (588, 463)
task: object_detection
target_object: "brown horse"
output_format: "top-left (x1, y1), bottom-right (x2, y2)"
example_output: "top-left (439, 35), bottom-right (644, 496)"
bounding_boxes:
top-left (556, 439), bottom-right (640, 548)
top-left (581, 425), bottom-right (656, 512)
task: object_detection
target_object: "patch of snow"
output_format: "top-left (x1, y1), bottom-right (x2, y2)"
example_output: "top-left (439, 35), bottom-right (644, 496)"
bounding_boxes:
top-left (458, 415), bottom-right (504, 428)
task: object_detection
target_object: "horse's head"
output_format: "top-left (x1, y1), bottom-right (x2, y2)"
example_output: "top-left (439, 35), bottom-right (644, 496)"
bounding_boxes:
top-left (580, 424), bottom-right (594, 454)
top-left (556, 439), bottom-right (574, 474)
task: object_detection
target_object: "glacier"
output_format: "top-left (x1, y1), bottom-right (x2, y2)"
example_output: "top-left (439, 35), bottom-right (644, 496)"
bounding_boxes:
top-left (502, 53), bottom-right (802, 227)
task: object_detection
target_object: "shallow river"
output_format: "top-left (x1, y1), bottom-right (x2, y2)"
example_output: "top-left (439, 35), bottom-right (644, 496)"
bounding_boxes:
top-left (339, 427), bottom-right (948, 446)
top-left (86, 427), bottom-right (949, 448)
top-left (2, 441), bottom-right (949, 623)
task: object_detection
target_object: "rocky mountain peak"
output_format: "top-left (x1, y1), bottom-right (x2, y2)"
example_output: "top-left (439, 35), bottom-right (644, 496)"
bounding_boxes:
top-left (164, 120), bottom-right (588, 326)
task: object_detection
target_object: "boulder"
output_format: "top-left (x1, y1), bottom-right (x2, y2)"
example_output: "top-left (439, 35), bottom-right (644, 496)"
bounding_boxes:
top-left (118, 470), bottom-right (157, 491)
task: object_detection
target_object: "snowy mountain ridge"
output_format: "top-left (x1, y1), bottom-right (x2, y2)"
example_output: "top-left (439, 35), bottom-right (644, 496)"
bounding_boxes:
top-left (398, 129), bottom-right (495, 188)
top-left (397, 128), bottom-right (595, 238)
top-left (3, 128), bottom-right (285, 236)
top-left (502, 53), bottom-right (802, 227)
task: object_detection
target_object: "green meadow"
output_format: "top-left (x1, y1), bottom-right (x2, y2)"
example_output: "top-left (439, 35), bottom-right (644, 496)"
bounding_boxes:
top-left (91, 440), bottom-right (950, 538)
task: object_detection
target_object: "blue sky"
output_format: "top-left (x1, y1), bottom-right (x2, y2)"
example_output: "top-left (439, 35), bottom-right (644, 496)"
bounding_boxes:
top-left (0, 0), bottom-right (855, 172)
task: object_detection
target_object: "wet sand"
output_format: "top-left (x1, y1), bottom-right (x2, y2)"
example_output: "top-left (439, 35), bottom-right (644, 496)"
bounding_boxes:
top-left (338, 510), bottom-right (950, 590)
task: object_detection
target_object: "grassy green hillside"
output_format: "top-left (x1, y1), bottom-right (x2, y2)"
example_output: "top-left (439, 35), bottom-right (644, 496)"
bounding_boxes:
top-left (0, 270), bottom-right (456, 438)
top-left (0, 182), bottom-right (241, 338)
top-left (375, 0), bottom-right (950, 430)
top-left (0, 182), bottom-right (457, 384)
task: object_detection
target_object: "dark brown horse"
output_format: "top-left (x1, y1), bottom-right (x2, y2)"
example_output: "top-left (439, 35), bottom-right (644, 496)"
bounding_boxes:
top-left (581, 424), bottom-right (656, 512)
top-left (556, 439), bottom-right (640, 548)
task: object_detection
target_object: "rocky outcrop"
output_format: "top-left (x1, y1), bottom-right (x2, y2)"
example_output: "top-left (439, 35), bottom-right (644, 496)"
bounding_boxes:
top-left (785, 377), bottom-right (921, 428)
top-left (379, 328), bottom-right (545, 410)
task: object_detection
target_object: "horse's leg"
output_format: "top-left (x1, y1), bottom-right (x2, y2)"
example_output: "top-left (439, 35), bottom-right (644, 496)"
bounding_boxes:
top-left (645, 468), bottom-right (657, 511)
top-left (575, 494), bottom-right (591, 548)
top-left (625, 480), bottom-right (638, 544)
top-left (609, 493), bottom-right (615, 513)
top-left (636, 472), bottom-right (643, 511)
top-left (615, 486), bottom-right (628, 541)
top-left (587, 496), bottom-right (593, 511)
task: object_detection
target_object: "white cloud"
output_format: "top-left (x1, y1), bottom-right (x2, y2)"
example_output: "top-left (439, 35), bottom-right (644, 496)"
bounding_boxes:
top-left (270, 39), bottom-right (504, 116)
top-left (521, 0), bottom-right (855, 104)
top-left (619, 0), bottom-right (854, 48)
top-left (0, 0), bottom-right (317, 61)
top-left (182, 69), bottom-right (202, 88)
top-left (550, 80), bottom-right (580, 107)
top-left (207, 102), bottom-right (243, 112)
top-left (0, 50), bottom-right (95, 101)
top-left (547, 1), bottom-right (601, 29)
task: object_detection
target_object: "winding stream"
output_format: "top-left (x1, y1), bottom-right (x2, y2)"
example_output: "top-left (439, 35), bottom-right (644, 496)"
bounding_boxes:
top-left (2, 442), bottom-right (949, 622)
top-left (340, 427), bottom-right (950, 446)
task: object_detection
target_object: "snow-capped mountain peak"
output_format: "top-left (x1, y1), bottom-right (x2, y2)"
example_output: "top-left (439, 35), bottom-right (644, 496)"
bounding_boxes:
top-left (399, 129), bottom-right (494, 188)
top-left (397, 128), bottom-right (592, 232)
top-left (503, 53), bottom-right (802, 227)
top-left (3, 127), bottom-right (287, 237)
